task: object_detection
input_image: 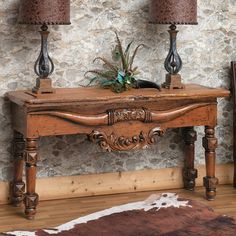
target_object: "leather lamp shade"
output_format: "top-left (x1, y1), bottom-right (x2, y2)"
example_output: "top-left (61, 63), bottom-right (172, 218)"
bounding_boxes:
top-left (150, 0), bottom-right (198, 25)
top-left (18, 0), bottom-right (71, 25)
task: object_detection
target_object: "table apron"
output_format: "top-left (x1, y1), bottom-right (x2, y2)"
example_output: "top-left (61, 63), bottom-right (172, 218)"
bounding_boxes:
top-left (16, 103), bottom-right (217, 138)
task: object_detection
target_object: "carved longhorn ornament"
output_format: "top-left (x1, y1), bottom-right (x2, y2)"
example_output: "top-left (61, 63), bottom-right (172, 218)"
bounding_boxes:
top-left (88, 128), bottom-right (165, 152)
top-left (30, 103), bottom-right (211, 127)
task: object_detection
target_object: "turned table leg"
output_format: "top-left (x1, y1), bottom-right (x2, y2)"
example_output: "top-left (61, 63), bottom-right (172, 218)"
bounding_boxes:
top-left (183, 127), bottom-right (198, 191)
top-left (202, 126), bottom-right (218, 200)
top-left (24, 138), bottom-right (39, 220)
top-left (11, 131), bottom-right (25, 206)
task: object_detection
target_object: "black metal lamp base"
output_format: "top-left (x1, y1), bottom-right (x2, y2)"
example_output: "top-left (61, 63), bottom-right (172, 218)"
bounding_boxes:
top-left (163, 24), bottom-right (185, 90)
top-left (33, 24), bottom-right (55, 94)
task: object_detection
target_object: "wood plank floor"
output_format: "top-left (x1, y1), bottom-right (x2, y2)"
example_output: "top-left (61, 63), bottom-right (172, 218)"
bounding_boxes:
top-left (1, 185), bottom-right (236, 232)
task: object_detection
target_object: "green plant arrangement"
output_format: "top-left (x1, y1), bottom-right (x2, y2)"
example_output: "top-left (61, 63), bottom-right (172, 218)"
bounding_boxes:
top-left (85, 32), bottom-right (161, 93)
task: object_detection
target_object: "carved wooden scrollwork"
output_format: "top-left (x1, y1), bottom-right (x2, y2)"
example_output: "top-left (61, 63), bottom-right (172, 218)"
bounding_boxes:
top-left (88, 128), bottom-right (165, 152)
top-left (30, 103), bottom-right (211, 126)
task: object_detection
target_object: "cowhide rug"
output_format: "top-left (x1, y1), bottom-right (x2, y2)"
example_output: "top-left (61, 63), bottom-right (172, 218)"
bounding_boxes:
top-left (5, 193), bottom-right (236, 236)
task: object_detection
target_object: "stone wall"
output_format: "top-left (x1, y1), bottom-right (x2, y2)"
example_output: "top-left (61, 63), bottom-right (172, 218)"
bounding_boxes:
top-left (0, 0), bottom-right (234, 180)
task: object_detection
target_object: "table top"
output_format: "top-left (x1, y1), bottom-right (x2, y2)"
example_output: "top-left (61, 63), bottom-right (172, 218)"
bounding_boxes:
top-left (6, 84), bottom-right (230, 107)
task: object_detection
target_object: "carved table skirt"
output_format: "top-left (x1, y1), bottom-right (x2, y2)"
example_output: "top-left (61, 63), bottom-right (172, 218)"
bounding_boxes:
top-left (6, 84), bottom-right (229, 219)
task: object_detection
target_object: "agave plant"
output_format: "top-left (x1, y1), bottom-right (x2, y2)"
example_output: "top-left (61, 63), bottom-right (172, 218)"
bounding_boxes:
top-left (85, 32), bottom-right (161, 93)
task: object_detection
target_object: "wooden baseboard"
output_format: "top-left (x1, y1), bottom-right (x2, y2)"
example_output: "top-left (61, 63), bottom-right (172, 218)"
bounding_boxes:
top-left (0, 164), bottom-right (234, 205)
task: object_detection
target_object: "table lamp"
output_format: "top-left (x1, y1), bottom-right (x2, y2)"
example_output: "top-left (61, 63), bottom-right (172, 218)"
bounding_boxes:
top-left (150, 0), bottom-right (197, 89)
top-left (18, 0), bottom-right (71, 94)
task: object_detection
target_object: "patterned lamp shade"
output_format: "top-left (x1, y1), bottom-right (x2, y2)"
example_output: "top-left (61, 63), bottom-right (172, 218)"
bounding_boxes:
top-left (18, 0), bottom-right (71, 25)
top-left (150, 0), bottom-right (198, 25)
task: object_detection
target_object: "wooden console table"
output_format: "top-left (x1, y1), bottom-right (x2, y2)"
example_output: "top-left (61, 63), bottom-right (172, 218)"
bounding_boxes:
top-left (6, 84), bottom-right (229, 219)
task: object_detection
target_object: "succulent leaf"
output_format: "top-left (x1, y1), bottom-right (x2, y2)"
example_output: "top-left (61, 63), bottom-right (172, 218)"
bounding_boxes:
top-left (117, 71), bottom-right (125, 84)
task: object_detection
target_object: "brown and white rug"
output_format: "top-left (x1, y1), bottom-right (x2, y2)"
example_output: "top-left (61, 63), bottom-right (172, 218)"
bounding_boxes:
top-left (5, 193), bottom-right (236, 236)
